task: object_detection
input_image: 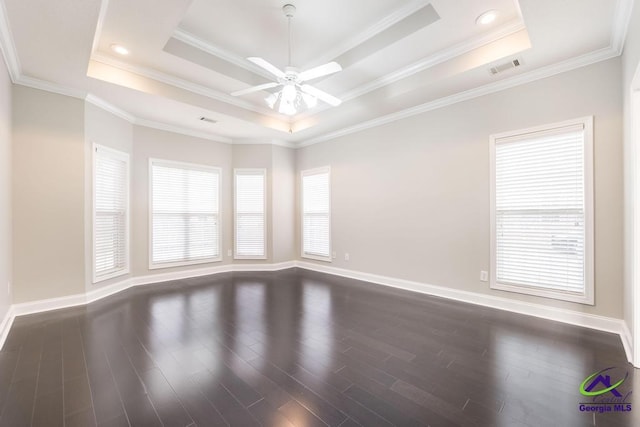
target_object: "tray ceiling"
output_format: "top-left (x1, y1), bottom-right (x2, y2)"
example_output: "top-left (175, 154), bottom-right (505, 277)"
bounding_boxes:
top-left (0, 0), bottom-right (630, 145)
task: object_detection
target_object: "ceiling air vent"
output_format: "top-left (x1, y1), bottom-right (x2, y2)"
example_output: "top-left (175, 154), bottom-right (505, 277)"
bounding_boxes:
top-left (199, 116), bottom-right (217, 124)
top-left (489, 58), bottom-right (521, 75)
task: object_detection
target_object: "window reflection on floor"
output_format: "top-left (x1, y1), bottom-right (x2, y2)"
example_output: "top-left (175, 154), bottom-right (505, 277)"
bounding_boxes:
top-left (300, 279), bottom-right (335, 378)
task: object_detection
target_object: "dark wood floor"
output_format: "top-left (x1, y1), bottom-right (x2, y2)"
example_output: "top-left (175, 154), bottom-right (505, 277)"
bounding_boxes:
top-left (0, 268), bottom-right (635, 426)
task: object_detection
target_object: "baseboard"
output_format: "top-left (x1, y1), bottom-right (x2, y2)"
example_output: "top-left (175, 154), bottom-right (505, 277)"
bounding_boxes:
top-left (0, 306), bottom-right (14, 352)
top-left (621, 321), bottom-right (634, 364)
top-left (0, 260), bottom-right (633, 364)
top-left (295, 261), bottom-right (631, 360)
top-left (86, 277), bottom-right (134, 304)
top-left (12, 292), bottom-right (88, 317)
top-left (130, 264), bottom-right (235, 287)
top-left (232, 261), bottom-right (297, 272)
top-left (0, 262), bottom-right (297, 350)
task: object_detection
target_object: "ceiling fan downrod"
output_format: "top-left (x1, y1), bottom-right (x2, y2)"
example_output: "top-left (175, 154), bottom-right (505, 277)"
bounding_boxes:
top-left (283, 4), bottom-right (296, 67)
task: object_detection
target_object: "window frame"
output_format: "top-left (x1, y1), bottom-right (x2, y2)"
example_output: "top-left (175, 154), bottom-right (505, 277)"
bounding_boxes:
top-left (234, 168), bottom-right (267, 260)
top-left (148, 158), bottom-right (222, 270)
top-left (301, 166), bottom-right (332, 262)
top-left (489, 116), bottom-right (595, 305)
top-left (92, 143), bottom-right (130, 283)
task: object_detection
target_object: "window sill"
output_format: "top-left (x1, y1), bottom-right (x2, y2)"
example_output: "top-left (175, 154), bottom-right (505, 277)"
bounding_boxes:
top-left (491, 281), bottom-right (593, 305)
top-left (301, 253), bottom-right (332, 263)
top-left (149, 257), bottom-right (222, 270)
top-left (93, 268), bottom-right (129, 284)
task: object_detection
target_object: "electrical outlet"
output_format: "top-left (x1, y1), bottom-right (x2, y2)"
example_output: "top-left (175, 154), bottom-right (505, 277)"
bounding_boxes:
top-left (480, 271), bottom-right (488, 282)
top-left (332, 251), bottom-right (336, 259)
top-left (227, 249), bottom-right (232, 257)
top-left (344, 253), bottom-right (350, 261)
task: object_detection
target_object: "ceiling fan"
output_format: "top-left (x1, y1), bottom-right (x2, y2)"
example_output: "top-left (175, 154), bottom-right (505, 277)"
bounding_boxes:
top-left (231, 4), bottom-right (343, 116)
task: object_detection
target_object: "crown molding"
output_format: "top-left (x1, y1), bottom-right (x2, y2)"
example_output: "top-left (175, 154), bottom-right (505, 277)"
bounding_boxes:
top-left (85, 93), bottom-right (136, 122)
top-left (341, 20), bottom-right (527, 103)
top-left (15, 75), bottom-right (87, 99)
top-left (172, 28), bottom-right (275, 81)
top-left (612, 0), bottom-right (634, 54)
top-left (9, 72), bottom-right (236, 145)
top-left (12, 75), bottom-right (271, 146)
top-left (295, 18), bottom-right (528, 121)
top-left (232, 138), bottom-right (296, 148)
top-left (90, 0), bottom-right (109, 55)
top-left (294, 0), bottom-right (633, 143)
top-left (85, 92), bottom-right (233, 143)
top-left (307, 0), bottom-right (434, 68)
top-left (512, 0), bottom-right (524, 20)
top-left (135, 118), bottom-right (233, 144)
top-left (91, 53), bottom-right (284, 120)
top-left (173, 0), bottom-right (432, 75)
top-left (299, 46), bottom-right (619, 147)
top-left (1, 0), bottom-right (633, 151)
top-left (0, 0), bottom-right (21, 82)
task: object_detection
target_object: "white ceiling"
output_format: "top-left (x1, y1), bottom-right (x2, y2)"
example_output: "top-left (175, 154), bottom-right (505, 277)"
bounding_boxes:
top-left (0, 0), bottom-right (632, 146)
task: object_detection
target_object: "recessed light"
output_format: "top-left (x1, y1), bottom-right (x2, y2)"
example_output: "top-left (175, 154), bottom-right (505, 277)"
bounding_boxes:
top-left (110, 44), bottom-right (129, 55)
top-left (476, 10), bottom-right (499, 26)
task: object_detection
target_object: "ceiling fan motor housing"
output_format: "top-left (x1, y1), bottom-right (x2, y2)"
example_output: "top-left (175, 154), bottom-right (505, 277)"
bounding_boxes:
top-left (279, 66), bottom-right (300, 85)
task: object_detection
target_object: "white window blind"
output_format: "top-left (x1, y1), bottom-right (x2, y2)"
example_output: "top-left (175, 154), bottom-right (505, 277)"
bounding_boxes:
top-left (234, 169), bottom-right (266, 259)
top-left (150, 160), bottom-right (221, 268)
top-left (302, 167), bottom-right (331, 261)
top-left (93, 145), bottom-right (129, 283)
top-left (491, 117), bottom-right (594, 304)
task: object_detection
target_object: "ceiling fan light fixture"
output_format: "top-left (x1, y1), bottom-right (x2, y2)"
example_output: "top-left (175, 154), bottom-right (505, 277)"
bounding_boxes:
top-left (232, 3), bottom-right (343, 115)
top-left (279, 97), bottom-right (297, 116)
top-left (265, 92), bottom-right (279, 109)
top-left (281, 84), bottom-right (297, 104)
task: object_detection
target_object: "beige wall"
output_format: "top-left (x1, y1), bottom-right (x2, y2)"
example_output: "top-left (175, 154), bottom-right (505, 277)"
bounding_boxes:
top-left (8, 100), bottom-right (290, 304)
top-left (297, 57), bottom-right (624, 318)
top-left (622, 1), bottom-right (640, 341)
top-left (84, 103), bottom-right (133, 292)
top-left (2, 55), bottom-right (626, 323)
top-left (272, 145), bottom-right (296, 263)
top-left (0, 52), bottom-right (12, 318)
top-left (131, 125), bottom-right (233, 276)
top-left (229, 144), bottom-right (297, 264)
top-left (12, 86), bottom-right (86, 303)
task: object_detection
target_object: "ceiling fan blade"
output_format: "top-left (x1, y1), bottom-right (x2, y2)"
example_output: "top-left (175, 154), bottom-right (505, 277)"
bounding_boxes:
top-left (247, 57), bottom-right (286, 79)
top-left (231, 82), bottom-right (279, 97)
top-left (300, 84), bottom-right (342, 107)
top-left (298, 62), bottom-right (342, 82)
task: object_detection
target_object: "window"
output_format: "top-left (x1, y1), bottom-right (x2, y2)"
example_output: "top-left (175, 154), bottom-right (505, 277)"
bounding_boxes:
top-left (150, 159), bottom-right (221, 268)
top-left (93, 144), bottom-right (129, 283)
top-left (234, 169), bottom-right (266, 259)
top-left (490, 117), bottom-right (594, 304)
top-left (301, 167), bottom-right (331, 261)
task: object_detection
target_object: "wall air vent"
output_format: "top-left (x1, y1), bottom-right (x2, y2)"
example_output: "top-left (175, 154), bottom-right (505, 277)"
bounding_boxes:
top-left (199, 116), bottom-right (217, 124)
top-left (489, 58), bottom-right (522, 75)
